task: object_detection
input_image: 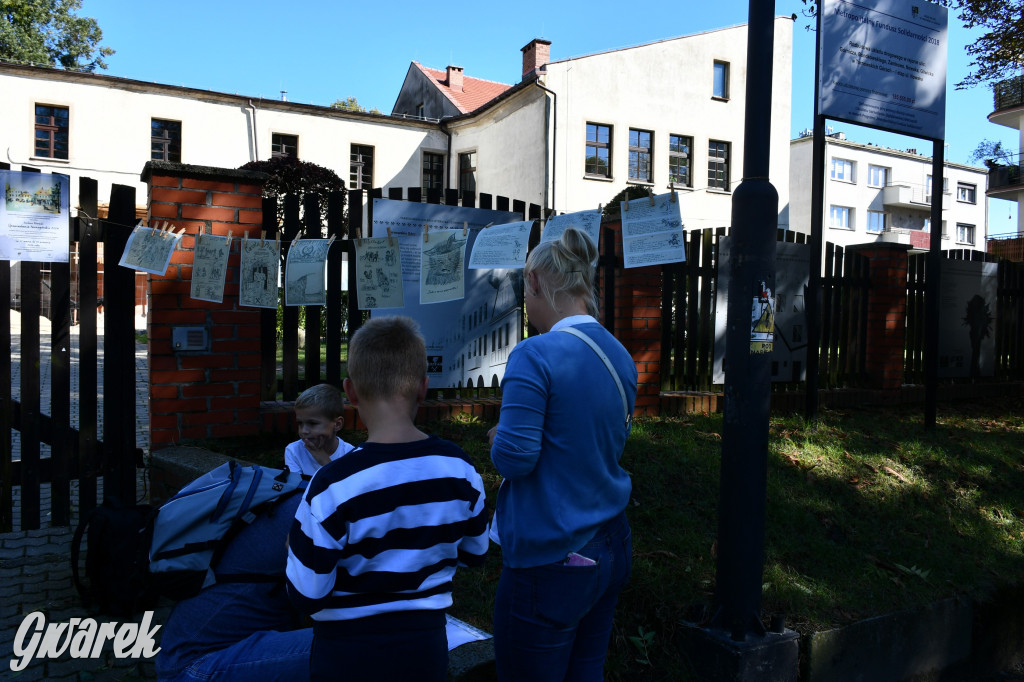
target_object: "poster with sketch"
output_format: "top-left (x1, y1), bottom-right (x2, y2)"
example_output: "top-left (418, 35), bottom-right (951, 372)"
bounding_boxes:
top-left (285, 238), bottom-right (331, 306)
top-left (190, 232), bottom-right (231, 303)
top-left (421, 229), bottom-right (468, 304)
top-left (239, 238), bottom-right (280, 308)
top-left (620, 193), bottom-right (685, 268)
top-left (354, 237), bottom-right (404, 309)
top-left (371, 198), bottom-right (522, 389)
top-left (1, 170), bottom-right (70, 262)
top-left (541, 209), bottom-right (602, 249)
top-left (119, 225), bottom-right (181, 275)
top-left (938, 259), bottom-right (997, 378)
top-left (468, 221), bottom-right (531, 269)
top-left (714, 239), bottom-right (809, 384)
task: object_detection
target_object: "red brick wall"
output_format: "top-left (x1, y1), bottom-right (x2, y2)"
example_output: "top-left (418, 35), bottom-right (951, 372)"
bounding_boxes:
top-left (850, 243), bottom-right (912, 391)
top-left (142, 163), bottom-right (268, 446)
top-left (602, 221), bottom-right (663, 417)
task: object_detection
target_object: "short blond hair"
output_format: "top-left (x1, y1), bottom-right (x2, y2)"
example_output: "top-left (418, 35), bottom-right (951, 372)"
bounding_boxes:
top-left (525, 227), bottom-right (599, 316)
top-left (294, 383), bottom-right (346, 419)
top-left (347, 316), bottom-right (426, 401)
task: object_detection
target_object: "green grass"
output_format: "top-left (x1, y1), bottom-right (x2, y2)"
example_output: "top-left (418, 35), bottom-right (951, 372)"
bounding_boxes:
top-left (186, 396), bottom-right (1024, 681)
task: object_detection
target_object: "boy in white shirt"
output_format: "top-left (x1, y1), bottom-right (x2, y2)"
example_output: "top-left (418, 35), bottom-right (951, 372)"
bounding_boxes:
top-left (284, 384), bottom-right (355, 478)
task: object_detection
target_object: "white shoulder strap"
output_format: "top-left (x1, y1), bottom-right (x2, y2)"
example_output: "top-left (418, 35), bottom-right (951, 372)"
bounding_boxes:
top-left (556, 326), bottom-right (631, 430)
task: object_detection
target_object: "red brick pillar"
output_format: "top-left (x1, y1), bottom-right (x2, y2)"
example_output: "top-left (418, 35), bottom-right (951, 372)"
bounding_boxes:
top-left (603, 221), bottom-right (663, 417)
top-left (141, 162), bottom-right (269, 447)
top-left (850, 243), bottom-right (912, 391)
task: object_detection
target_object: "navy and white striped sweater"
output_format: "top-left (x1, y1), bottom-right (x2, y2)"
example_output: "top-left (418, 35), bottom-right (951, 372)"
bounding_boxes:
top-left (286, 436), bottom-right (488, 622)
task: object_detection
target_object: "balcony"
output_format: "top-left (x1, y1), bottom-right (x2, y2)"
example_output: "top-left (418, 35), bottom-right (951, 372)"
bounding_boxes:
top-left (993, 75), bottom-right (1024, 113)
top-left (987, 158), bottom-right (1024, 198)
top-left (881, 183), bottom-right (949, 210)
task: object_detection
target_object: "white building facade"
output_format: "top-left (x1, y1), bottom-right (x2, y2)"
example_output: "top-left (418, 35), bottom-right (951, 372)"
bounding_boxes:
top-left (788, 133), bottom-right (989, 252)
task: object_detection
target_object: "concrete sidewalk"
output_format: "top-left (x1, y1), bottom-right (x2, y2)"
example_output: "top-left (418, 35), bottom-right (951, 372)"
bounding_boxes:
top-left (2, 310), bottom-right (160, 680)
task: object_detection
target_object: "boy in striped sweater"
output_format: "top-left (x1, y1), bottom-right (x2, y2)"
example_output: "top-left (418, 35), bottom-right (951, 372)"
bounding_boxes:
top-left (286, 315), bottom-right (489, 682)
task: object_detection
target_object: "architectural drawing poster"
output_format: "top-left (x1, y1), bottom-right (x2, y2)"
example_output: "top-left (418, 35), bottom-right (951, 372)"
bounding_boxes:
top-left (239, 238), bottom-right (280, 309)
top-left (190, 232), bottom-right (231, 303)
top-left (468, 220), bottom-right (531, 269)
top-left (421, 229), bottom-right (468, 304)
top-left (620, 192), bottom-right (685, 268)
top-left (541, 208), bottom-right (602, 249)
top-left (285, 238), bottom-right (331, 306)
top-left (1, 169), bottom-right (70, 262)
top-left (354, 237), bottom-right (404, 309)
top-left (119, 225), bottom-right (181, 275)
top-left (714, 239), bottom-right (809, 384)
top-left (371, 198), bottom-right (521, 389)
top-left (938, 259), bottom-right (997, 378)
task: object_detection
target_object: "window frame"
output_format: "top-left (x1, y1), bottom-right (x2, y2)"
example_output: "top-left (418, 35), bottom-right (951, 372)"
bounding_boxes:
top-left (585, 122), bottom-right (612, 179)
top-left (271, 133), bottom-right (298, 159)
top-left (712, 60), bottom-right (730, 100)
top-left (829, 205), bottom-right (853, 230)
top-left (422, 150), bottom-right (445, 194)
top-left (867, 165), bottom-right (889, 188)
top-left (628, 128), bottom-right (653, 183)
top-left (34, 103), bottom-right (69, 160)
top-left (707, 140), bottom-right (730, 191)
top-left (830, 158), bottom-right (855, 183)
top-left (956, 222), bottom-right (976, 245)
top-left (458, 151), bottom-right (477, 194)
top-left (668, 134), bottom-right (693, 188)
top-left (956, 182), bottom-right (977, 204)
top-left (350, 144), bottom-right (374, 190)
top-left (151, 118), bottom-right (182, 163)
top-left (866, 210), bottom-right (886, 233)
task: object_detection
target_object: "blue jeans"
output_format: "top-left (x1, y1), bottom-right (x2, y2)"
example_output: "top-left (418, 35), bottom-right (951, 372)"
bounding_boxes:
top-left (159, 628), bottom-right (312, 682)
top-left (494, 511), bottom-right (632, 681)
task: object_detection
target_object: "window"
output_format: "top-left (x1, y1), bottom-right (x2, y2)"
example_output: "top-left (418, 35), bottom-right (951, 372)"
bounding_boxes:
top-left (866, 210), bottom-right (886, 233)
top-left (867, 165), bottom-right (889, 188)
top-left (957, 183), bottom-right (977, 204)
top-left (271, 133), bottom-right (297, 159)
top-left (459, 151), bottom-right (477, 194)
top-left (34, 104), bottom-right (69, 159)
top-left (151, 119), bottom-right (181, 163)
top-left (628, 128), bottom-right (653, 182)
top-left (585, 123), bottom-right (611, 178)
top-left (416, 103), bottom-right (425, 119)
top-left (422, 151), bottom-right (444, 194)
top-left (708, 140), bottom-right (730, 190)
top-left (926, 175), bottom-right (949, 198)
top-left (830, 158), bottom-right (854, 182)
top-left (350, 144), bottom-right (374, 190)
top-left (713, 61), bottom-right (730, 99)
top-left (956, 223), bottom-right (975, 245)
top-left (668, 134), bottom-right (692, 187)
top-left (829, 205), bottom-right (852, 229)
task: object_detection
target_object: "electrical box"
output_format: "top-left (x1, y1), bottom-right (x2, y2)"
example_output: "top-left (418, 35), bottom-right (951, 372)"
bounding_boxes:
top-left (172, 326), bottom-right (209, 352)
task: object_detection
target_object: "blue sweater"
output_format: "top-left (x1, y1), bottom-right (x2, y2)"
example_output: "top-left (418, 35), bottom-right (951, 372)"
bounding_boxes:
top-left (491, 319), bottom-right (637, 568)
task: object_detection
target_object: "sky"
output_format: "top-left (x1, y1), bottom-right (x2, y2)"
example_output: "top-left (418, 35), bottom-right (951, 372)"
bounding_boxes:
top-left (81, 0), bottom-right (1019, 236)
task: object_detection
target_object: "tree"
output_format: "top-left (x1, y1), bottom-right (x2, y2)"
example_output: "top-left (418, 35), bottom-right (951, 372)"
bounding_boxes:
top-left (330, 96), bottom-right (382, 115)
top-left (0, 0), bottom-right (114, 71)
top-left (238, 156), bottom-right (346, 229)
top-left (968, 138), bottom-right (1015, 168)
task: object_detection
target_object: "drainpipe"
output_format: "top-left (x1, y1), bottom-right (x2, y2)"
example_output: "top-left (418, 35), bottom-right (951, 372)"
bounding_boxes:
top-left (247, 100), bottom-right (259, 161)
top-left (439, 116), bottom-right (453, 191)
top-left (533, 80), bottom-right (556, 214)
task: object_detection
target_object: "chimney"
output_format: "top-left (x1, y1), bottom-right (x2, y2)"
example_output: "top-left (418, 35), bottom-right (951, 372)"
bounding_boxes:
top-left (521, 39), bottom-right (551, 80)
top-left (446, 65), bottom-right (464, 92)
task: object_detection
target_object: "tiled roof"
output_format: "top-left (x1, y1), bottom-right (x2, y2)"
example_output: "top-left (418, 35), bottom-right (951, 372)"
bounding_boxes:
top-left (414, 63), bottom-right (512, 114)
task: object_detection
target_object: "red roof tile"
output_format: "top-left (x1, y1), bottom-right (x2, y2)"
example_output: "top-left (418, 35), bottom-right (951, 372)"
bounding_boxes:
top-left (414, 63), bottom-right (512, 114)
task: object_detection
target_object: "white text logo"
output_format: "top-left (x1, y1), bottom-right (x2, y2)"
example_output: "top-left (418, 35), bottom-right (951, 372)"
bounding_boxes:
top-left (10, 611), bottom-right (161, 672)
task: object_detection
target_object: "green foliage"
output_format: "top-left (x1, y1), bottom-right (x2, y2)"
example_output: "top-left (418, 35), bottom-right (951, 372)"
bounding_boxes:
top-left (0, 0), bottom-right (114, 70)
top-left (969, 139), bottom-right (1016, 168)
top-left (330, 96), bottom-right (382, 115)
top-left (601, 185), bottom-right (657, 222)
top-left (238, 156), bottom-right (346, 228)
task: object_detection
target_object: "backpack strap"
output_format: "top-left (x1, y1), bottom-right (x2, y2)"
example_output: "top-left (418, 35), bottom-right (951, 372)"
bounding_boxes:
top-left (556, 326), bottom-right (632, 431)
top-left (208, 483), bottom-right (307, 579)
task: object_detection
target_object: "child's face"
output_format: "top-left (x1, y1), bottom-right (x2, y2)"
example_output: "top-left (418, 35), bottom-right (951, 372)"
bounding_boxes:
top-left (294, 407), bottom-right (343, 456)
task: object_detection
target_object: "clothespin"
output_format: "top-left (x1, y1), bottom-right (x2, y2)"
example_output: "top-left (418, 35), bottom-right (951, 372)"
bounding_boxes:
top-left (226, 230), bottom-right (233, 249)
top-left (260, 230), bottom-right (266, 246)
top-left (327, 235), bottom-right (336, 248)
top-left (423, 223), bottom-right (429, 243)
top-left (292, 232), bottom-right (302, 249)
top-left (387, 227), bottom-right (394, 247)
top-left (463, 221), bottom-right (468, 237)
top-left (597, 203), bottom-right (602, 214)
top-left (275, 234), bottom-right (281, 251)
top-left (243, 232), bottom-right (249, 248)
top-left (483, 222), bottom-right (494, 229)
top-left (670, 182), bottom-right (677, 203)
top-left (175, 226), bottom-right (186, 237)
top-left (647, 188), bottom-right (655, 206)
top-left (624, 199), bottom-right (630, 212)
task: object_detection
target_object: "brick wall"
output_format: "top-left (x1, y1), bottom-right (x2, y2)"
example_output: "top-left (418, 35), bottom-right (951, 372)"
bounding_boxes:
top-left (142, 161), bottom-right (269, 446)
top-left (849, 243), bottom-right (912, 391)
